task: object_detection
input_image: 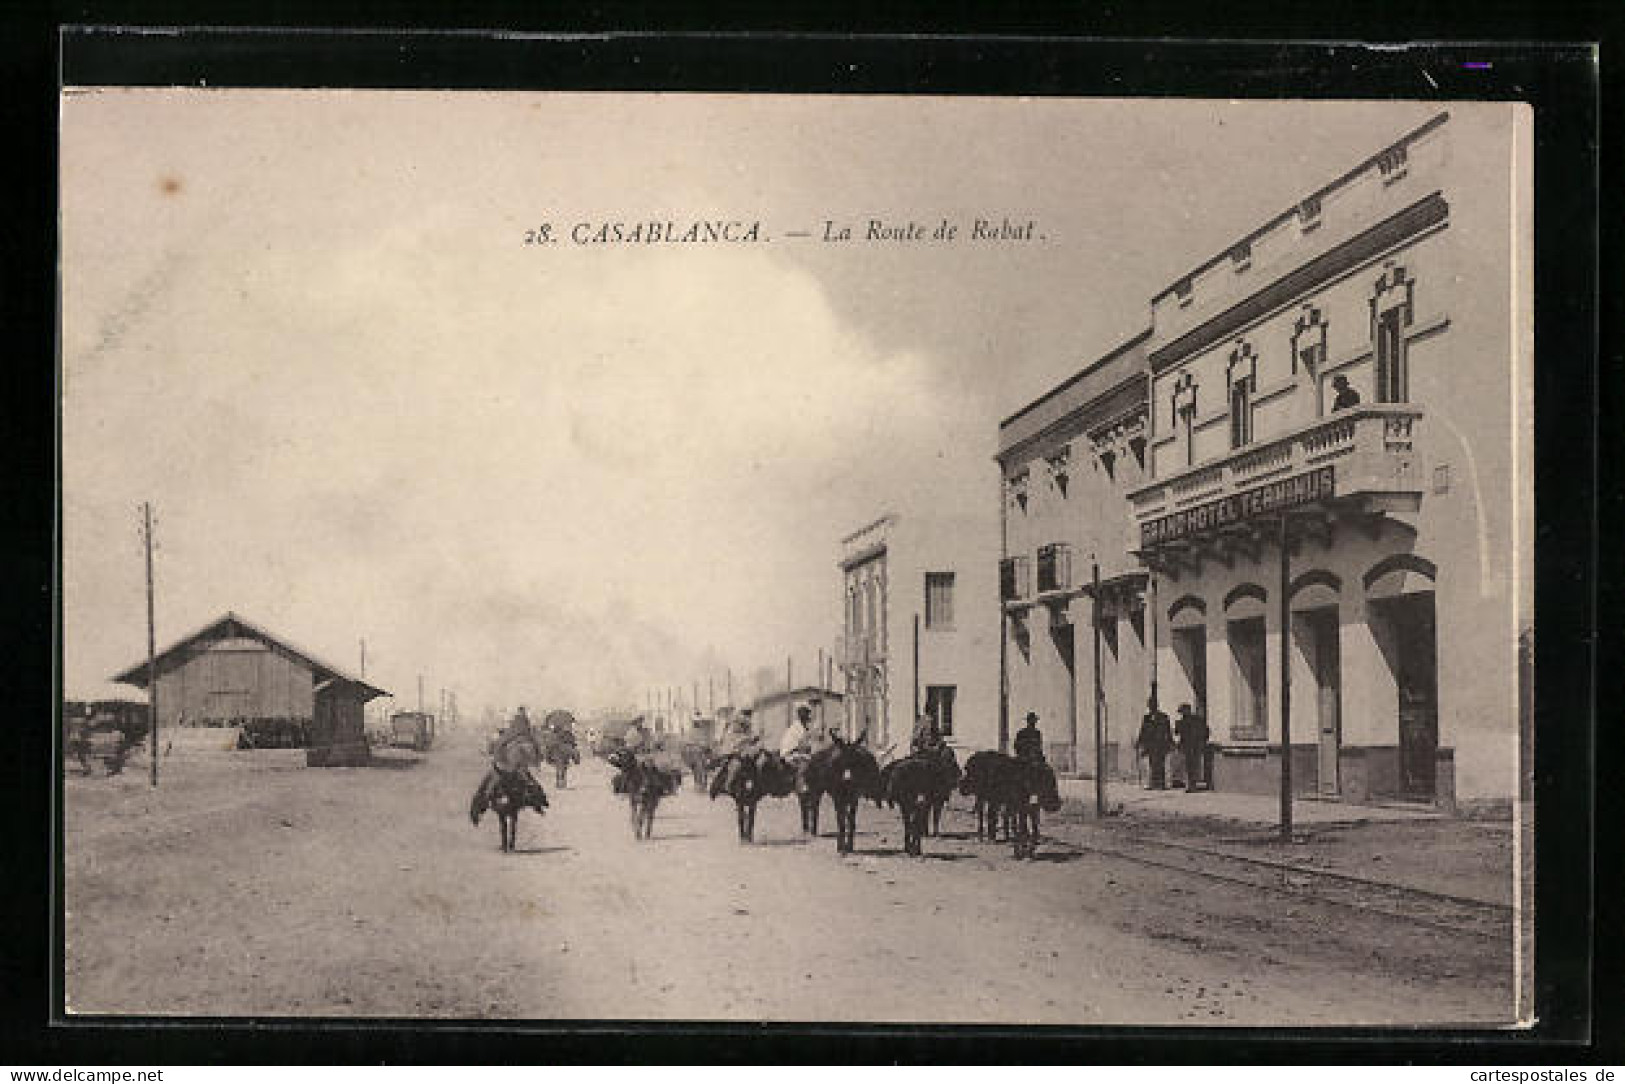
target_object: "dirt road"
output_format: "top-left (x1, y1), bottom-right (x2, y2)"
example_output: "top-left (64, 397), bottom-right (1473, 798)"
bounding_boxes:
top-left (64, 738), bottom-right (1515, 1024)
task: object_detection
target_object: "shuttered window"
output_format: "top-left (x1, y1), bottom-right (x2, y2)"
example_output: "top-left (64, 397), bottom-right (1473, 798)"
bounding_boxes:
top-left (925, 572), bottom-right (955, 629)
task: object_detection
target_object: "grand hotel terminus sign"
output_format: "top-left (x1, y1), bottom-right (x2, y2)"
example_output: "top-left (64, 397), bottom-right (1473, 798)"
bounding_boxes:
top-left (1140, 466), bottom-right (1337, 547)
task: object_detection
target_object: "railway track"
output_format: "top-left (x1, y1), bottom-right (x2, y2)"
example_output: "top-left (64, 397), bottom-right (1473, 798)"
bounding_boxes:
top-left (1046, 829), bottom-right (1515, 942)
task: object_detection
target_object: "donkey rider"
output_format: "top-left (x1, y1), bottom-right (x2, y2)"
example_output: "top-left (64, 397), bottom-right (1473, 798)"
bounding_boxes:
top-left (476, 707), bottom-right (550, 812)
top-left (713, 707), bottom-right (770, 794)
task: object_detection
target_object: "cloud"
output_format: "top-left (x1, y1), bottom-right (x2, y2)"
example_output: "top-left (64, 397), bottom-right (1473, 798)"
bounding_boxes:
top-left (62, 213), bottom-right (995, 713)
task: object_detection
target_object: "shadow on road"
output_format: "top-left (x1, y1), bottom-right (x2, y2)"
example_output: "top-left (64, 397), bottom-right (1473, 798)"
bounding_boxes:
top-left (642, 832), bottom-right (707, 842)
top-left (358, 755), bottom-right (423, 771)
top-left (748, 837), bottom-right (810, 848)
top-left (1026, 849), bottom-right (1087, 863)
top-left (506, 845), bottom-right (573, 856)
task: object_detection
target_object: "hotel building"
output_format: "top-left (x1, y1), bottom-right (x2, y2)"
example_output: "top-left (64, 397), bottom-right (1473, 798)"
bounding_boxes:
top-left (1001, 108), bottom-right (1531, 809)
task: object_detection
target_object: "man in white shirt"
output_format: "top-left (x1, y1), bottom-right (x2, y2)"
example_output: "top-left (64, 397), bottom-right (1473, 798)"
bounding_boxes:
top-left (779, 704), bottom-right (812, 759)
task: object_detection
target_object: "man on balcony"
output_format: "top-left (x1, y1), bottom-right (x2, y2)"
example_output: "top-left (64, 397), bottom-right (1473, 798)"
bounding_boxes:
top-left (1331, 374), bottom-right (1361, 411)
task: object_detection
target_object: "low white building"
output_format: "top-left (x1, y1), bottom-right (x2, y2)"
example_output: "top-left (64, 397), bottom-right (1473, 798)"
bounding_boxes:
top-left (838, 512), bottom-right (999, 759)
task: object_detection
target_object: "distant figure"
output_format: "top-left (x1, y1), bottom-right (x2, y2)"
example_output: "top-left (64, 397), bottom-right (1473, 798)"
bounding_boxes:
top-left (622, 716), bottom-right (651, 753)
top-left (1134, 697), bottom-right (1174, 790)
top-left (810, 714), bottom-right (839, 753)
top-left (1331, 374), bottom-right (1361, 411)
top-left (711, 708), bottom-right (765, 798)
top-left (1174, 703), bottom-right (1210, 791)
top-left (473, 707), bottom-right (549, 829)
top-left (911, 713), bottom-right (944, 755)
top-left (778, 704), bottom-right (812, 759)
top-left (1014, 711), bottom-right (1045, 764)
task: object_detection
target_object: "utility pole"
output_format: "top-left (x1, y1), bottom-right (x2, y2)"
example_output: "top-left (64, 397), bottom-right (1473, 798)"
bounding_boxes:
top-left (1148, 574), bottom-right (1160, 709)
top-left (786, 655), bottom-right (794, 734)
top-left (142, 502), bottom-right (158, 788)
top-left (360, 638), bottom-right (366, 679)
top-left (1279, 514), bottom-right (1294, 841)
top-left (726, 669), bottom-right (733, 710)
top-left (1093, 558), bottom-right (1106, 817)
top-left (912, 614), bottom-right (921, 724)
top-left (708, 675), bottom-right (714, 715)
top-left (418, 675), bottom-right (424, 714)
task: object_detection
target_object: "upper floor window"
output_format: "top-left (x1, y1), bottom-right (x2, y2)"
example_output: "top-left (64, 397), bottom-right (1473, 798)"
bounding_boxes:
top-left (1229, 381), bottom-right (1253, 448)
top-left (1372, 265), bottom-right (1415, 403)
top-left (925, 572), bottom-right (956, 629)
top-left (1227, 342), bottom-right (1258, 450)
top-left (1171, 372), bottom-right (1199, 468)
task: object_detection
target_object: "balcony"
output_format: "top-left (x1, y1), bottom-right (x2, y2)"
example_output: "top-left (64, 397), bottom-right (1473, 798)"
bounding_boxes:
top-left (1036, 542), bottom-right (1074, 594)
top-left (1129, 405), bottom-right (1425, 555)
top-left (999, 555), bottom-right (1032, 604)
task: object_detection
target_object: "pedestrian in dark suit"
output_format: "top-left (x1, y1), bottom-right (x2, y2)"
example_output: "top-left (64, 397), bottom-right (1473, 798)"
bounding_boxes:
top-left (1135, 698), bottom-right (1174, 789)
top-left (1174, 704), bottom-right (1210, 791)
top-left (1014, 711), bottom-right (1045, 764)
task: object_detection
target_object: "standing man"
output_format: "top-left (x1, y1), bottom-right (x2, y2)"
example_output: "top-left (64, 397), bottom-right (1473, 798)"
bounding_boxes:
top-left (911, 713), bottom-right (944, 755)
top-left (1014, 711), bottom-right (1045, 763)
top-left (1174, 703), bottom-right (1210, 792)
top-left (779, 704), bottom-right (812, 760)
top-left (1134, 697), bottom-right (1174, 790)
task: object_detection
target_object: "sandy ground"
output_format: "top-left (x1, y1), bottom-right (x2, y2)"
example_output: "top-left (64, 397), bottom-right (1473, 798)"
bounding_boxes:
top-left (64, 736), bottom-right (1516, 1025)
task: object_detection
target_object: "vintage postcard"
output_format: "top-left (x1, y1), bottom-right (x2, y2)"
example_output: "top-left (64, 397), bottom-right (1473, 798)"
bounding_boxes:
top-left (59, 90), bottom-right (1534, 1025)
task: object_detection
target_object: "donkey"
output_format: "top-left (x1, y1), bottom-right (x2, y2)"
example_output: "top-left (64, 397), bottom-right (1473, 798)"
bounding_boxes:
top-left (711, 751), bottom-right (797, 843)
top-left (608, 748), bottom-right (683, 841)
top-left (959, 750), bottom-right (1062, 858)
top-left (470, 768), bottom-right (550, 853)
top-left (679, 741), bottom-right (714, 792)
top-left (543, 737), bottom-right (581, 790)
top-left (958, 750), bottom-right (1008, 841)
top-left (821, 735), bottom-right (882, 854)
top-left (882, 746), bottom-right (964, 855)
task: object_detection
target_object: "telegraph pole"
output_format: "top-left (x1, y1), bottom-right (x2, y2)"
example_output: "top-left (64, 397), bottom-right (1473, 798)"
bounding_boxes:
top-left (1093, 559), bottom-right (1106, 817)
top-left (142, 502), bottom-right (159, 788)
top-left (1279, 514), bottom-right (1294, 841)
top-left (360, 638), bottom-right (366, 678)
top-left (912, 614), bottom-right (921, 724)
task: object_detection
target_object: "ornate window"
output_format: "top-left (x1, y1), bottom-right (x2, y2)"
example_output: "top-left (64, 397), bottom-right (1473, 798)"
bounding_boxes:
top-left (1227, 341), bottom-right (1258, 450)
top-left (1045, 445), bottom-right (1071, 496)
top-left (1371, 265), bottom-right (1415, 403)
top-left (1007, 469), bottom-right (1030, 513)
top-left (1171, 372), bottom-right (1198, 468)
top-left (1291, 304), bottom-right (1329, 414)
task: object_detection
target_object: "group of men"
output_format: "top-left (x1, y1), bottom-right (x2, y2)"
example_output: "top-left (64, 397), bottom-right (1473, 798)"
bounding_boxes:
top-left (709, 702), bottom-right (845, 794)
top-left (1133, 699), bottom-right (1211, 791)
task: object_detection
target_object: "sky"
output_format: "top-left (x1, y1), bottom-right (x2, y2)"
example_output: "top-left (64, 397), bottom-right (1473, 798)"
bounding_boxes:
top-left (59, 91), bottom-right (1450, 717)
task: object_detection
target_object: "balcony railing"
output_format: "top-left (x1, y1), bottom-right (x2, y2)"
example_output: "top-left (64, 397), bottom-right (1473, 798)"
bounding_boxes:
top-left (1128, 404), bottom-right (1425, 531)
top-left (1036, 542), bottom-right (1074, 594)
top-left (999, 556), bottom-right (1032, 603)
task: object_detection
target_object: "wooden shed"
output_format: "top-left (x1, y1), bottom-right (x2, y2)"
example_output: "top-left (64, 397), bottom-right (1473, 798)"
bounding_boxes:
top-left (111, 612), bottom-right (388, 767)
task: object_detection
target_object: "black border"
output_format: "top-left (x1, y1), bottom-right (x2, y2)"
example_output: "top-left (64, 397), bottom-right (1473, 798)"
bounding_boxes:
top-left (2, 18), bottom-right (1607, 1066)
